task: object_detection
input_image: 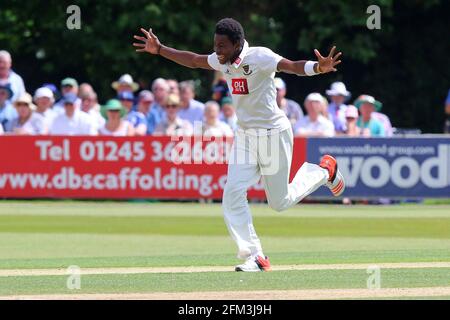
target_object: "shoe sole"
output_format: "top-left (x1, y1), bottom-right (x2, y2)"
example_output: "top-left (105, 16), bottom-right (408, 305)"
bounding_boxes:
top-left (330, 169), bottom-right (345, 196)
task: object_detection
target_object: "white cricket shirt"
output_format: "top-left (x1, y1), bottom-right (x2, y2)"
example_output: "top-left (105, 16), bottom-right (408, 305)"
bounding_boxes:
top-left (207, 41), bottom-right (291, 133)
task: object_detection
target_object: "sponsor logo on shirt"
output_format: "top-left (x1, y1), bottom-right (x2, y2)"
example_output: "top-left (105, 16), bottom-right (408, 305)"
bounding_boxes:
top-left (231, 78), bottom-right (249, 95)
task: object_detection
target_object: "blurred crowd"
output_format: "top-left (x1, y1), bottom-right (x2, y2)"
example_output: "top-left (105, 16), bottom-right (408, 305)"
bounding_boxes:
top-left (3, 49), bottom-right (447, 138)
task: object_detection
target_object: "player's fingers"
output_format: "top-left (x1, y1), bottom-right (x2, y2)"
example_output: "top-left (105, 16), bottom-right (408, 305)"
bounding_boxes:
top-left (133, 43), bottom-right (146, 47)
top-left (136, 48), bottom-right (146, 52)
top-left (148, 28), bottom-right (157, 39)
top-left (314, 49), bottom-right (323, 60)
top-left (328, 46), bottom-right (336, 58)
top-left (333, 52), bottom-right (342, 60)
top-left (133, 35), bottom-right (146, 42)
top-left (333, 60), bottom-right (342, 66)
top-left (140, 28), bottom-right (151, 38)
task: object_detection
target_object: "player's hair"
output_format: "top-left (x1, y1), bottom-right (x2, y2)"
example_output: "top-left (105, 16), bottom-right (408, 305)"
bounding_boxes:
top-left (215, 18), bottom-right (245, 47)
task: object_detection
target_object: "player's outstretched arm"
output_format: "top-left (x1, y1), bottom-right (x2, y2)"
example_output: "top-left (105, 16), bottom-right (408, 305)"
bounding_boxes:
top-left (133, 28), bottom-right (212, 70)
top-left (277, 46), bottom-right (342, 76)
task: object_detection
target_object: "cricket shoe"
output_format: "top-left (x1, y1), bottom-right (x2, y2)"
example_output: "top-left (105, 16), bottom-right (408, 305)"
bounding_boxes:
top-left (319, 154), bottom-right (345, 197)
top-left (235, 255), bottom-right (272, 272)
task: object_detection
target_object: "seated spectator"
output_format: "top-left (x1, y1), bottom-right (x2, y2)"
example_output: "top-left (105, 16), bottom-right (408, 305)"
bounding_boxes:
top-left (137, 90), bottom-right (161, 135)
top-left (7, 93), bottom-right (47, 135)
top-left (34, 87), bottom-right (58, 128)
top-left (219, 97), bottom-right (237, 131)
top-left (0, 121), bottom-right (3, 135)
top-left (154, 94), bottom-right (193, 137)
top-left (294, 93), bottom-right (335, 137)
top-left (54, 78), bottom-right (81, 109)
top-left (195, 101), bottom-right (233, 137)
top-left (343, 105), bottom-right (361, 137)
top-left (99, 99), bottom-right (134, 136)
top-left (151, 78), bottom-right (169, 119)
top-left (0, 83), bottom-right (17, 131)
top-left (274, 77), bottom-right (304, 127)
top-left (211, 71), bottom-right (230, 103)
top-left (167, 79), bottom-right (180, 95)
top-left (354, 95), bottom-right (386, 137)
top-left (50, 93), bottom-right (97, 135)
top-left (0, 50), bottom-right (25, 102)
top-left (80, 91), bottom-right (105, 131)
top-left (111, 74), bottom-right (139, 95)
top-left (118, 91), bottom-right (147, 136)
top-left (445, 89), bottom-right (450, 133)
top-left (326, 81), bottom-right (351, 134)
top-left (178, 80), bottom-right (205, 125)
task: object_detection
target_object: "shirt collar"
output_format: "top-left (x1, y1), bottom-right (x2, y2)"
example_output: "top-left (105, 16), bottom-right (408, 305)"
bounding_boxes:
top-left (231, 40), bottom-right (249, 69)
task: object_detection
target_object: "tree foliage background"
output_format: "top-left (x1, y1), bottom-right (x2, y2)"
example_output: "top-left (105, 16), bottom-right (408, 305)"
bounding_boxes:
top-left (0, 0), bottom-right (449, 132)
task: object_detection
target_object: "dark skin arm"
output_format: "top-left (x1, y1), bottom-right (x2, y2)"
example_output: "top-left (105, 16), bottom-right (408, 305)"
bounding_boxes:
top-left (277, 46), bottom-right (342, 75)
top-left (133, 28), bottom-right (212, 70)
top-left (133, 28), bottom-right (341, 75)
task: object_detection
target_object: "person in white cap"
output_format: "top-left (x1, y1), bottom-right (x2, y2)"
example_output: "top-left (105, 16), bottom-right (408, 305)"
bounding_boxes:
top-left (34, 87), bottom-right (58, 128)
top-left (274, 77), bottom-right (304, 128)
top-left (134, 18), bottom-right (345, 272)
top-left (111, 74), bottom-right (139, 94)
top-left (326, 81), bottom-right (350, 133)
top-left (294, 93), bottom-right (335, 137)
top-left (343, 105), bottom-right (360, 136)
top-left (7, 93), bottom-right (47, 135)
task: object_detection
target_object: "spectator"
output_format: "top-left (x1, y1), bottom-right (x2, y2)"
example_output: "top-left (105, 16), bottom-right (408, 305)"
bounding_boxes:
top-left (178, 80), bottom-right (205, 125)
top-left (195, 101), bottom-right (233, 137)
top-left (54, 78), bottom-right (81, 109)
top-left (154, 94), bottom-right (193, 136)
top-left (0, 50), bottom-right (25, 102)
top-left (0, 83), bottom-right (17, 132)
top-left (357, 94), bottom-right (393, 136)
top-left (354, 95), bottom-right (386, 137)
top-left (42, 83), bottom-right (60, 102)
top-left (137, 90), bottom-right (160, 135)
top-left (151, 78), bottom-right (169, 119)
top-left (274, 77), bottom-right (304, 127)
top-left (326, 81), bottom-right (351, 133)
top-left (99, 99), bottom-right (134, 136)
top-left (34, 87), bottom-right (58, 128)
top-left (0, 121), bottom-right (3, 135)
top-left (212, 72), bottom-right (230, 103)
top-left (111, 74), bottom-right (139, 95)
top-left (7, 93), bottom-right (47, 135)
top-left (167, 79), bottom-right (180, 96)
top-left (118, 91), bottom-right (147, 136)
top-left (80, 91), bottom-right (105, 131)
top-left (219, 97), bottom-right (238, 131)
top-left (50, 93), bottom-right (97, 135)
top-left (294, 93), bottom-right (335, 137)
top-left (343, 105), bottom-right (361, 136)
top-left (445, 89), bottom-right (450, 133)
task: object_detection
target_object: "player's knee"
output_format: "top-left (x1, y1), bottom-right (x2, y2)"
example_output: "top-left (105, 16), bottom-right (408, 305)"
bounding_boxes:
top-left (222, 183), bottom-right (246, 212)
top-left (268, 199), bottom-right (288, 212)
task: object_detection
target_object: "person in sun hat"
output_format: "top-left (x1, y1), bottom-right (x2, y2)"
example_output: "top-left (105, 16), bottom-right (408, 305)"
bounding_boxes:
top-left (326, 81), bottom-right (351, 133)
top-left (154, 93), bottom-right (193, 136)
top-left (0, 83), bottom-right (17, 132)
top-left (33, 86), bottom-right (58, 128)
top-left (99, 99), bottom-right (134, 136)
top-left (354, 94), bottom-right (386, 137)
top-left (111, 74), bottom-right (139, 94)
top-left (7, 93), bottom-right (47, 135)
top-left (294, 92), bottom-right (335, 137)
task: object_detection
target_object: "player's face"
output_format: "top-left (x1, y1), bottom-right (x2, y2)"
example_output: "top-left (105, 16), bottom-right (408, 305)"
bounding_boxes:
top-left (214, 34), bottom-right (240, 65)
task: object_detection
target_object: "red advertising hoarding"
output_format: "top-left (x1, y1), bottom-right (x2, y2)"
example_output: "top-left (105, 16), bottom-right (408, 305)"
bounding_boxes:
top-left (0, 136), bottom-right (307, 199)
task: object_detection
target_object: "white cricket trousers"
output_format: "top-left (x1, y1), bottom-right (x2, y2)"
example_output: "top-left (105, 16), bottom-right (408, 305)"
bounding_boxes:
top-left (222, 128), bottom-right (328, 259)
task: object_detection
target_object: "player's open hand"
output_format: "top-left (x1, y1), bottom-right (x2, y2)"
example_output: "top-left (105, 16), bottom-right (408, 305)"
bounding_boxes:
top-left (133, 28), bottom-right (161, 54)
top-left (314, 46), bottom-right (342, 73)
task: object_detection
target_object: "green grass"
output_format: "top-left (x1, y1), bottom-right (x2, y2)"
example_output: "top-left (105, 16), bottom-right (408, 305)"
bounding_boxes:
top-left (0, 200), bottom-right (449, 297)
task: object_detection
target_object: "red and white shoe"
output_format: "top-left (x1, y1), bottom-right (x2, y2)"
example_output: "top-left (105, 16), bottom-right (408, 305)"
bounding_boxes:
top-left (235, 255), bottom-right (272, 272)
top-left (320, 155), bottom-right (345, 197)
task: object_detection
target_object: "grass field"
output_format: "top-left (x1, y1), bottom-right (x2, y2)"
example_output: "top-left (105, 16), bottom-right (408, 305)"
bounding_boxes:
top-left (0, 200), bottom-right (449, 299)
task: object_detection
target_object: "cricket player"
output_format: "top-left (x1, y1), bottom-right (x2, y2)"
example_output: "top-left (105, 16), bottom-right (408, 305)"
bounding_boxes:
top-left (134, 18), bottom-right (345, 272)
